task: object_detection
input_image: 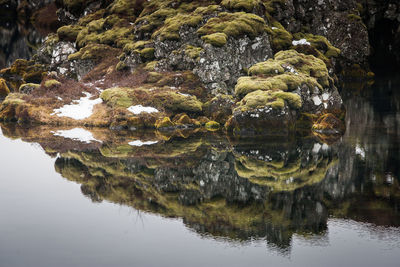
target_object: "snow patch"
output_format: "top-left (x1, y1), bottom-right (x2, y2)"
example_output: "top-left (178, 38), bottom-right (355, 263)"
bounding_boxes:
top-left (127, 105), bottom-right (159, 115)
top-left (51, 92), bottom-right (102, 120)
top-left (292, 39), bottom-right (311, 46)
top-left (52, 128), bottom-right (102, 144)
top-left (355, 144), bottom-right (365, 159)
top-left (312, 96), bottom-right (322, 106)
top-left (128, 140), bottom-right (158, 147)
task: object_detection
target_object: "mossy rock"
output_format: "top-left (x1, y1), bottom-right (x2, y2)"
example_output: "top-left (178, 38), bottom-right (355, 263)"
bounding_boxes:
top-left (153, 5), bottom-right (220, 41)
top-left (57, 25), bottom-right (84, 42)
top-left (155, 117), bottom-right (174, 129)
top-left (237, 89), bottom-right (302, 111)
top-left (221, 0), bottom-right (261, 12)
top-left (201, 33), bottom-right (228, 47)
top-left (68, 43), bottom-right (119, 61)
top-left (292, 32), bottom-right (341, 58)
top-left (266, 20), bottom-right (293, 51)
top-left (197, 11), bottom-right (266, 39)
top-left (101, 87), bottom-right (203, 113)
top-left (185, 45), bottom-right (203, 59)
top-left (0, 78), bottom-right (10, 97)
top-left (44, 79), bottom-right (61, 88)
top-left (19, 83), bottom-right (40, 94)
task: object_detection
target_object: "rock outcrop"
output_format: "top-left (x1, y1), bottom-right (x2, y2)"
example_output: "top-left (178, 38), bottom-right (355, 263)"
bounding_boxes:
top-left (4, 0), bottom-right (398, 137)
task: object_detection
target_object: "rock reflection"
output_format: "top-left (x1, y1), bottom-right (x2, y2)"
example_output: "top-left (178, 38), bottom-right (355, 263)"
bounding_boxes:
top-left (1, 76), bottom-right (399, 251)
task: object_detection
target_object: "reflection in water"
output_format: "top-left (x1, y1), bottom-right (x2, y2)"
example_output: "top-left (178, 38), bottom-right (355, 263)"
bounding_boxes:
top-left (0, 77), bottom-right (399, 261)
top-left (2, 74), bottom-right (399, 255)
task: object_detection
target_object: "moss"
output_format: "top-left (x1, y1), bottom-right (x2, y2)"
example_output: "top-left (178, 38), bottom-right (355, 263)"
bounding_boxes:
top-left (146, 72), bottom-right (163, 83)
top-left (155, 117), bottom-right (174, 129)
top-left (19, 83), bottom-right (40, 94)
top-left (135, 8), bottom-right (177, 35)
top-left (266, 20), bottom-right (293, 50)
top-left (174, 114), bottom-right (192, 125)
top-left (248, 58), bottom-right (285, 75)
top-left (347, 13), bottom-right (362, 22)
top-left (100, 87), bottom-right (133, 108)
top-left (137, 47), bottom-right (155, 61)
top-left (68, 43), bottom-right (118, 61)
top-left (0, 78), bottom-right (10, 97)
top-left (101, 87), bottom-right (203, 113)
top-left (57, 25), bottom-right (84, 42)
top-left (221, 0), bottom-right (260, 12)
top-left (123, 40), bottom-right (152, 53)
top-left (185, 45), bottom-right (203, 59)
top-left (76, 25), bottom-right (132, 48)
top-left (144, 61), bottom-right (159, 71)
top-left (292, 33), bottom-right (341, 59)
top-left (44, 79), bottom-right (61, 88)
top-left (107, 0), bottom-right (139, 16)
top-left (205, 121), bottom-right (220, 130)
top-left (235, 76), bottom-right (272, 97)
top-left (197, 12), bottom-right (266, 39)
top-left (237, 89), bottom-right (302, 111)
top-left (201, 33), bottom-right (228, 47)
top-left (152, 12), bottom-right (202, 41)
top-left (78, 9), bottom-right (105, 26)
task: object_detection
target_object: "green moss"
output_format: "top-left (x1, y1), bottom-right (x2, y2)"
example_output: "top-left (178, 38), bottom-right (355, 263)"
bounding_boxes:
top-left (146, 72), bottom-right (163, 83)
top-left (205, 121), bottom-right (220, 130)
top-left (144, 61), bottom-right (159, 71)
top-left (153, 12), bottom-right (202, 41)
top-left (197, 12), bottom-right (266, 39)
top-left (266, 20), bottom-right (293, 50)
top-left (57, 25), bottom-right (84, 42)
top-left (0, 78), bottom-right (10, 97)
top-left (101, 87), bottom-right (203, 113)
top-left (76, 25), bottom-right (132, 48)
top-left (155, 117), bottom-right (174, 128)
top-left (123, 40), bottom-right (152, 53)
top-left (19, 83), bottom-right (40, 93)
top-left (185, 45), bottom-right (203, 59)
top-left (107, 0), bottom-right (138, 16)
top-left (68, 43), bottom-right (117, 61)
top-left (221, 0), bottom-right (260, 12)
top-left (235, 76), bottom-right (272, 97)
top-left (347, 13), bottom-right (362, 22)
top-left (248, 58), bottom-right (285, 75)
top-left (100, 87), bottom-right (133, 108)
top-left (201, 33), bottom-right (228, 47)
top-left (87, 18), bottom-right (105, 32)
top-left (237, 89), bottom-right (301, 111)
top-left (292, 33), bottom-right (341, 58)
top-left (44, 79), bottom-right (61, 88)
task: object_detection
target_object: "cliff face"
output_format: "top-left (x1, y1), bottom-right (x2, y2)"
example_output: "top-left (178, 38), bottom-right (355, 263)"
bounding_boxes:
top-left (0, 0), bottom-right (396, 137)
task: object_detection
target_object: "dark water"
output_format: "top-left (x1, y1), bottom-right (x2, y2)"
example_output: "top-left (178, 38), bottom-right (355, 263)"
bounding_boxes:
top-left (0, 76), bottom-right (399, 266)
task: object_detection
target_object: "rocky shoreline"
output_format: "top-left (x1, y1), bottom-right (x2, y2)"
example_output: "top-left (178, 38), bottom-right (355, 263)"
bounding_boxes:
top-left (0, 0), bottom-right (398, 138)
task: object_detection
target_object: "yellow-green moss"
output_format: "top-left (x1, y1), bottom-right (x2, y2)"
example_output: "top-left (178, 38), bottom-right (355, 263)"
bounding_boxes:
top-left (155, 117), bottom-right (174, 128)
top-left (0, 78), bottom-right (10, 97)
top-left (68, 43), bottom-right (117, 61)
top-left (205, 121), bottom-right (220, 130)
top-left (201, 33), bottom-right (228, 47)
top-left (123, 40), bottom-right (153, 53)
top-left (57, 25), bottom-right (84, 41)
top-left (237, 89), bottom-right (302, 111)
top-left (197, 12), bottom-right (266, 39)
top-left (185, 45), bottom-right (203, 59)
top-left (248, 58), bottom-right (285, 75)
top-left (292, 33), bottom-right (341, 58)
top-left (44, 79), bottom-right (61, 88)
top-left (144, 61), bottom-right (159, 71)
top-left (100, 87), bottom-right (133, 108)
top-left (266, 20), bottom-right (293, 50)
top-left (221, 0), bottom-right (260, 12)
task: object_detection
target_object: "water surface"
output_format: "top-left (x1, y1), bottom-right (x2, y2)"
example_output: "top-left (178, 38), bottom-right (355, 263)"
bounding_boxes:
top-left (0, 77), bottom-right (399, 267)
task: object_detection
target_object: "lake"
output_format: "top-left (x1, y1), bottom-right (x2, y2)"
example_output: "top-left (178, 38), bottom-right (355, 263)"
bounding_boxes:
top-left (0, 75), bottom-right (399, 266)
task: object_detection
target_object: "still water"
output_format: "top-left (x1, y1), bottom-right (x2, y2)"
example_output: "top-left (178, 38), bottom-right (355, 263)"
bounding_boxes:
top-left (0, 77), bottom-right (399, 266)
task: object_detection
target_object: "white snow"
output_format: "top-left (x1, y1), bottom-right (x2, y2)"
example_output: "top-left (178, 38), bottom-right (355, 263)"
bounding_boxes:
top-left (312, 143), bottom-right (322, 154)
top-left (127, 105), bottom-right (159, 115)
top-left (52, 128), bottom-right (102, 144)
top-left (178, 92), bottom-right (191, 97)
top-left (292, 39), bottom-right (311, 46)
top-left (128, 140), bottom-right (158, 147)
top-left (312, 95), bottom-right (322, 106)
top-left (51, 92), bottom-right (102, 120)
